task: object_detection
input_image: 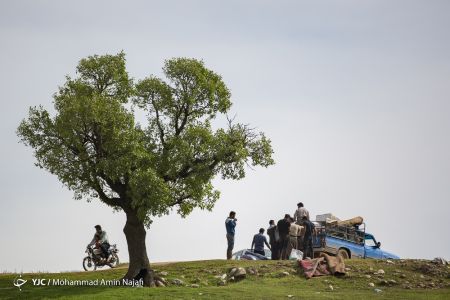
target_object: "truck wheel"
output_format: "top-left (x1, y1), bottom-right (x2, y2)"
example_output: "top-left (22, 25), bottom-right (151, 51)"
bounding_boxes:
top-left (338, 248), bottom-right (350, 259)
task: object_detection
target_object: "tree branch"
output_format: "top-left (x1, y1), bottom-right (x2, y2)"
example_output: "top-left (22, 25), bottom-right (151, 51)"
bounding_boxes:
top-left (168, 194), bottom-right (191, 207)
top-left (149, 94), bottom-right (166, 145)
top-left (175, 102), bottom-right (190, 135)
top-left (92, 178), bottom-right (123, 207)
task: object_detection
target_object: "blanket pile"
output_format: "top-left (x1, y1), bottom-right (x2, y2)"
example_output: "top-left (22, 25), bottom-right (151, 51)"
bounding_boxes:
top-left (299, 253), bottom-right (346, 279)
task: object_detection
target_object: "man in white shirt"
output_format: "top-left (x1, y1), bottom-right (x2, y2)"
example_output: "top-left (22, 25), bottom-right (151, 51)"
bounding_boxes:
top-left (287, 217), bottom-right (302, 257)
top-left (293, 202), bottom-right (310, 225)
top-left (88, 225), bottom-right (111, 261)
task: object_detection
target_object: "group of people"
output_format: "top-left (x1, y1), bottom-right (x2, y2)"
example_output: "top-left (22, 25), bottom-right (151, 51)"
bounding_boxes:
top-left (225, 202), bottom-right (316, 260)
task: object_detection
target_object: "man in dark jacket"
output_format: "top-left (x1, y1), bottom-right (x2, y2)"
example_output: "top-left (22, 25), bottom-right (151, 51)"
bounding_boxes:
top-left (267, 220), bottom-right (279, 259)
top-left (302, 216), bottom-right (316, 259)
top-left (277, 214), bottom-right (291, 260)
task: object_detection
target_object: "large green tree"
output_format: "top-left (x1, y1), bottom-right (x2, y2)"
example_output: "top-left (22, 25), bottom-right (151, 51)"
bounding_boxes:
top-left (17, 52), bottom-right (274, 286)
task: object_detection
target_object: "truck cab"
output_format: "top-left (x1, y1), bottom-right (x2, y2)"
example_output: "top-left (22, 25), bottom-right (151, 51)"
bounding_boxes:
top-left (363, 233), bottom-right (399, 259)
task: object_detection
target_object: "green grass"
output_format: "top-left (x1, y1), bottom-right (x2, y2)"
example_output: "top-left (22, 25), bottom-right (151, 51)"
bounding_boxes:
top-left (1, 259), bottom-right (449, 299)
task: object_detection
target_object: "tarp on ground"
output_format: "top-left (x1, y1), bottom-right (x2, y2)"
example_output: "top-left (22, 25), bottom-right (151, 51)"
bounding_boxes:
top-left (299, 253), bottom-right (346, 279)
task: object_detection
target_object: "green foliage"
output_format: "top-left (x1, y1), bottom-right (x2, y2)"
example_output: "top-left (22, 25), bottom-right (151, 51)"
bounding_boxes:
top-left (17, 53), bottom-right (274, 226)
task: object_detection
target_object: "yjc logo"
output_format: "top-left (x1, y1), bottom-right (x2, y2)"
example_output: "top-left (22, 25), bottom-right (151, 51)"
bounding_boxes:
top-left (32, 278), bottom-right (47, 286)
top-left (13, 273), bottom-right (27, 291)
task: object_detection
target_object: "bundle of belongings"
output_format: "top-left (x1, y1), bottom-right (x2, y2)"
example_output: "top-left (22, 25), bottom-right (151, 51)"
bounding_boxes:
top-left (299, 253), bottom-right (346, 279)
top-left (336, 216), bottom-right (363, 227)
top-left (316, 213), bottom-right (363, 227)
top-left (240, 250), bottom-right (269, 260)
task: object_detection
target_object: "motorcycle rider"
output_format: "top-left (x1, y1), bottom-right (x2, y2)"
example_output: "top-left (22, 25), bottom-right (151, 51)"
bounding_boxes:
top-left (88, 225), bottom-right (111, 262)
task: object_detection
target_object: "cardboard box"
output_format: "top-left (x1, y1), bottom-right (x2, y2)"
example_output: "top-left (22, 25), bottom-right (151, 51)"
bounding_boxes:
top-left (316, 213), bottom-right (340, 223)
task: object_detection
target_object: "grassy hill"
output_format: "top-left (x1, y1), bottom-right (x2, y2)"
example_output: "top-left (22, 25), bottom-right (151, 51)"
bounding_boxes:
top-left (1, 259), bottom-right (449, 299)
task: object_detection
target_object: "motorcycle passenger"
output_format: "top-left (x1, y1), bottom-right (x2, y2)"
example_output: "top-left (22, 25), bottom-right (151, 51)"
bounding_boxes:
top-left (88, 225), bottom-right (111, 262)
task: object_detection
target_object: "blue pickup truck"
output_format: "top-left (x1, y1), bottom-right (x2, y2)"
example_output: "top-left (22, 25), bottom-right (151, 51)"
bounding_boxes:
top-left (313, 223), bottom-right (399, 259)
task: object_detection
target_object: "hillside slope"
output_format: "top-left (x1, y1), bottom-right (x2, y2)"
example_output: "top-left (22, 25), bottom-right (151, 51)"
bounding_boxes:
top-left (1, 259), bottom-right (449, 299)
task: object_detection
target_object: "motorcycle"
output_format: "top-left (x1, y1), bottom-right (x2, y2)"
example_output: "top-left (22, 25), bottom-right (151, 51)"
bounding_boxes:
top-left (82, 244), bottom-right (120, 271)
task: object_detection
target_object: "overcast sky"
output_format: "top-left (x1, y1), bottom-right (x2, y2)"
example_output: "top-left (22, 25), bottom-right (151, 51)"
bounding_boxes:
top-left (1, 0), bottom-right (449, 272)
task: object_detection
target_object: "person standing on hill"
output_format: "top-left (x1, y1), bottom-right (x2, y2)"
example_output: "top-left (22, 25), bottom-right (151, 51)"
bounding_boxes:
top-left (287, 217), bottom-right (302, 258)
top-left (225, 211), bottom-right (237, 259)
top-left (267, 220), bottom-right (279, 259)
top-left (302, 216), bottom-right (316, 259)
top-left (277, 214), bottom-right (291, 260)
top-left (251, 228), bottom-right (271, 256)
top-left (294, 202), bottom-right (310, 225)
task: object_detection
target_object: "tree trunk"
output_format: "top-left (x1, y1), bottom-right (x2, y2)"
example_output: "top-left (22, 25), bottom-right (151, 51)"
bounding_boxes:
top-left (122, 209), bottom-right (154, 287)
